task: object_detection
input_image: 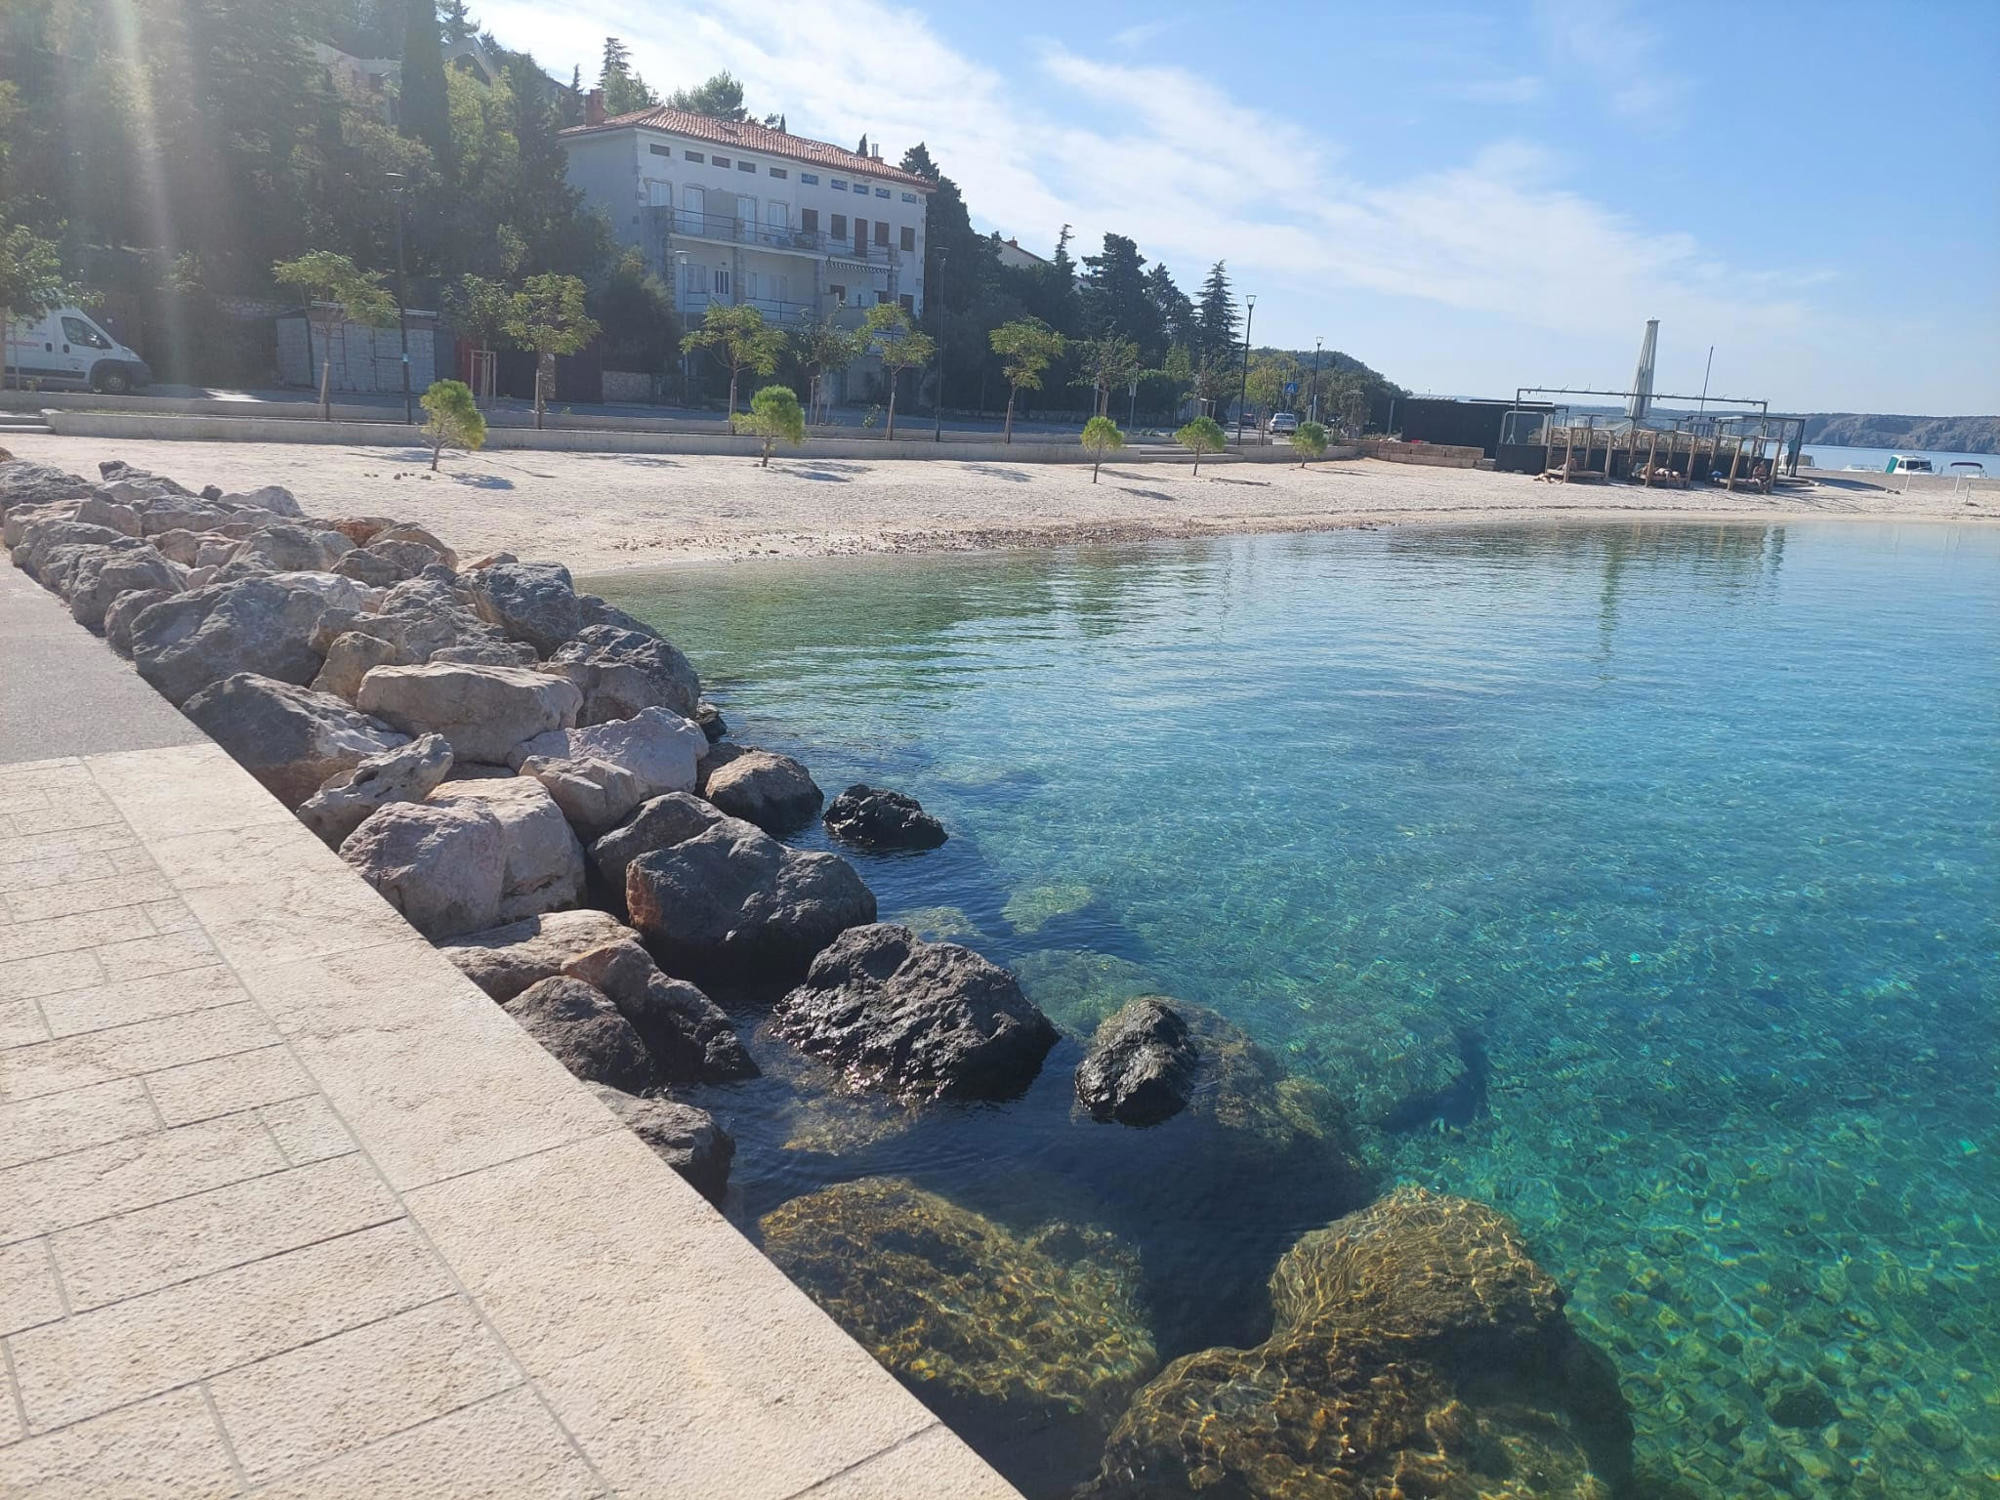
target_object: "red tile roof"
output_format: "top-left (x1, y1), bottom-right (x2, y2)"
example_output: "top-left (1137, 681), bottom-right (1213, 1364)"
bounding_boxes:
top-left (561, 107), bottom-right (935, 193)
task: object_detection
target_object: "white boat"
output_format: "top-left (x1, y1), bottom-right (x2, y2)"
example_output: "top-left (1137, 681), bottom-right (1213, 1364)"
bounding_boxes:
top-left (1885, 454), bottom-right (1935, 474)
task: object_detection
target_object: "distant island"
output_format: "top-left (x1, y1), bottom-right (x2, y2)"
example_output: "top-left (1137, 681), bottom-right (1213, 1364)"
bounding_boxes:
top-left (1796, 413), bottom-right (1999, 454)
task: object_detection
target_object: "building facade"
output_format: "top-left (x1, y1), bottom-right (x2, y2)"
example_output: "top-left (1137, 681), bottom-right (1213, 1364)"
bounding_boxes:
top-left (560, 102), bottom-right (932, 337)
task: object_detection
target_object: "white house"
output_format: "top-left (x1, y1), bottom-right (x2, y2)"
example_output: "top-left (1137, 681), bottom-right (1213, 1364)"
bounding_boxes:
top-left (560, 98), bottom-right (933, 334)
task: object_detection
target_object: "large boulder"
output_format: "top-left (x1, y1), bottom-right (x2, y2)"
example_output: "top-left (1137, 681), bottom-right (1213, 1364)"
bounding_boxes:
top-left (773, 924), bottom-right (1056, 1102)
top-left (355, 661), bottom-right (580, 765)
top-left (468, 561), bottom-right (581, 656)
top-left (426, 777), bottom-right (586, 923)
top-left (514, 708), bottom-right (706, 839)
top-left (576, 593), bottom-right (661, 639)
top-left (104, 587), bottom-right (176, 658)
top-left (298, 733), bottom-right (453, 847)
top-left (561, 938), bottom-right (755, 1083)
top-left (1084, 1189), bottom-right (1635, 1500)
top-left (625, 814), bottom-right (876, 985)
top-left (214, 522), bottom-right (353, 576)
top-left (3, 499), bottom-right (81, 551)
top-left (540, 624), bottom-right (700, 725)
top-left (502, 976), bottom-right (656, 1093)
top-left (371, 523), bottom-right (456, 568)
top-left (330, 548), bottom-right (407, 589)
top-left (66, 545), bottom-right (185, 631)
top-left (339, 800), bottom-right (506, 939)
top-left (589, 792), bottom-right (727, 894)
top-left (13, 519), bottom-right (136, 586)
top-left (435, 908), bottom-right (632, 1002)
top-left (0, 460), bottom-right (91, 516)
top-left (589, 1084), bottom-right (733, 1204)
top-left (1075, 997), bottom-right (1199, 1127)
top-left (703, 749), bottom-right (823, 834)
top-left (129, 576), bottom-right (334, 706)
top-left (307, 581), bottom-right (529, 702)
top-left (822, 783), bottom-right (947, 851)
top-left (183, 674), bottom-right (408, 810)
top-left (215, 484), bottom-right (304, 518)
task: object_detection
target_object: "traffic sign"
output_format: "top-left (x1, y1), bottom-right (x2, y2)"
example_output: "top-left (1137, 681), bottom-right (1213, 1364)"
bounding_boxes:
top-left (1284, 380), bottom-right (1298, 396)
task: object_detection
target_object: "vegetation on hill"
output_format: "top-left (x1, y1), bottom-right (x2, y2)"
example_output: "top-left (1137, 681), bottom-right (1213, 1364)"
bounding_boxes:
top-left (1797, 413), bottom-right (1998, 455)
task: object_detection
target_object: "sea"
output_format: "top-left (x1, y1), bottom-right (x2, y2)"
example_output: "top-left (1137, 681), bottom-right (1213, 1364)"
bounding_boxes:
top-left (1800, 443), bottom-right (1994, 474)
top-left (593, 520), bottom-right (1998, 1499)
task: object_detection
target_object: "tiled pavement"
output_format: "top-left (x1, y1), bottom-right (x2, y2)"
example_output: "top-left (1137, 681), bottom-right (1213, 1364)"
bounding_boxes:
top-left (0, 568), bottom-right (1019, 1498)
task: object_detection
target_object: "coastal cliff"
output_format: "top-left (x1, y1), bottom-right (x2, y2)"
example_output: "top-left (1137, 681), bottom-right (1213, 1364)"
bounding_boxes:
top-left (1799, 412), bottom-right (1998, 454)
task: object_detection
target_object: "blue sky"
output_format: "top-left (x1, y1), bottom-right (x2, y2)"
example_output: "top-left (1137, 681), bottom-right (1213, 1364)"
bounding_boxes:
top-left (485, 0), bottom-right (1998, 413)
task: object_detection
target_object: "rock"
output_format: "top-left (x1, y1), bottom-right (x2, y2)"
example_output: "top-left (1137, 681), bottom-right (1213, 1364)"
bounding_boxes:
top-left (361, 537), bottom-right (446, 579)
top-left (328, 515), bottom-right (398, 546)
top-left (311, 631), bottom-right (409, 701)
top-left (1766, 1382), bottom-right (1839, 1430)
top-left (1084, 1188), bottom-right (1634, 1500)
top-left (468, 561), bottom-right (581, 656)
top-left (574, 592), bottom-right (660, 639)
top-left (823, 783), bottom-right (946, 851)
top-left (3, 499), bottom-right (81, 551)
top-left (426, 776), bottom-right (585, 922)
top-left (298, 733), bottom-right (454, 847)
top-left (540, 624), bottom-right (700, 725)
top-left (103, 587), bottom-right (175, 658)
top-left (562, 939), bottom-right (755, 1082)
top-left (695, 701), bottom-right (727, 742)
top-left (216, 522), bottom-right (353, 575)
top-left (761, 1180), bottom-right (1157, 1438)
top-left (436, 908), bottom-right (632, 1002)
top-left (356, 662), bottom-right (580, 765)
top-left (626, 815), bottom-right (876, 985)
top-left (515, 708), bottom-right (706, 839)
top-left (216, 485), bottom-right (304, 518)
top-left (703, 749), bottom-right (823, 834)
top-left (502, 977), bottom-right (656, 1093)
top-left (66, 546), bottom-right (185, 631)
top-left (130, 577), bottom-right (335, 706)
top-left (370, 523), bottom-right (456, 569)
top-left (461, 549), bottom-right (517, 571)
top-left (588, 791), bottom-right (727, 893)
top-left (329, 548), bottom-right (407, 589)
top-left (249, 570), bottom-right (378, 616)
top-left (74, 494), bottom-right (145, 537)
top-left (183, 674), bottom-right (408, 810)
top-left (0, 460), bottom-right (92, 515)
top-left (773, 924), bottom-right (1056, 1102)
top-left (1075, 997), bottom-right (1199, 1126)
top-left (588, 1084), bottom-right (733, 1203)
top-left (13, 518), bottom-right (134, 585)
top-left (339, 800), bottom-right (505, 939)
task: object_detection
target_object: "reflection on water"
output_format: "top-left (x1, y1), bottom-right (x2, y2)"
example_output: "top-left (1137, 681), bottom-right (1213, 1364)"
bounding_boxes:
top-left (592, 522), bottom-right (1999, 1499)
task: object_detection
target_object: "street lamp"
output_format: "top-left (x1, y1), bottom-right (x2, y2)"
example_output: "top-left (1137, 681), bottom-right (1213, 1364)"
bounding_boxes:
top-left (1236, 293), bottom-right (1256, 446)
top-left (384, 171), bottom-right (413, 424)
top-left (1310, 337), bottom-right (1323, 425)
top-left (932, 249), bottom-right (948, 443)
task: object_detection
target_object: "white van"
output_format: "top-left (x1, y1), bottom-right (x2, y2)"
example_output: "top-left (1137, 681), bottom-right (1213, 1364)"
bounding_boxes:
top-left (3, 306), bottom-right (152, 393)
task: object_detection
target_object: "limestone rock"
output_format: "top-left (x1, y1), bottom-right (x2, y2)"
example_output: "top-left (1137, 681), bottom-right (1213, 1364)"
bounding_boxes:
top-left (773, 924), bottom-right (1056, 1102)
top-left (339, 800), bottom-right (505, 939)
top-left (588, 791), bottom-right (727, 894)
top-left (540, 624), bottom-right (700, 725)
top-left (0, 460), bottom-right (92, 516)
top-left (561, 939), bottom-right (755, 1083)
top-left (356, 661), bottom-right (580, 765)
top-left (503, 977), bottom-right (656, 1093)
top-left (574, 593), bottom-right (660, 639)
top-left (216, 522), bottom-right (353, 575)
top-left (1075, 997), bottom-right (1199, 1127)
top-left (328, 515), bottom-right (398, 546)
top-left (588, 1084), bottom-right (733, 1203)
top-left (436, 908), bottom-right (632, 1002)
top-left (104, 588), bottom-right (175, 658)
top-left (625, 814), bottom-right (875, 984)
top-left (426, 776), bottom-right (586, 922)
top-left (183, 673), bottom-right (408, 810)
top-left (66, 545), bottom-right (185, 631)
top-left (370, 523), bottom-right (456, 569)
top-left (823, 783), bottom-right (947, 851)
top-left (329, 548), bottom-right (407, 588)
top-left (215, 485), bottom-right (304, 518)
top-left (468, 560), bottom-right (581, 656)
top-left (514, 707), bottom-right (705, 838)
top-left (130, 577), bottom-right (335, 706)
top-left (703, 749), bottom-right (823, 834)
top-left (298, 733), bottom-right (454, 848)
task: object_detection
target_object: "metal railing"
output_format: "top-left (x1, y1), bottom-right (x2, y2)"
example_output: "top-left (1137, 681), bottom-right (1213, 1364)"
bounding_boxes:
top-left (645, 207), bottom-right (899, 266)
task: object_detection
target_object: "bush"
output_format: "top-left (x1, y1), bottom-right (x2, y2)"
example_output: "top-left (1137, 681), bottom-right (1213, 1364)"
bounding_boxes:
top-left (420, 379), bottom-right (485, 470)
top-left (744, 383), bottom-right (806, 466)
top-left (1175, 415), bottom-right (1227, 475)
top-left (1080, 415), bottom-right (1124, 483)
top-left (1292, 419), bottom-right (1329, 467)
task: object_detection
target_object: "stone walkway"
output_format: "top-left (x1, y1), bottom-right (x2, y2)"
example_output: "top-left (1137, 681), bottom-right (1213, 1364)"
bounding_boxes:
top-left (0, 569), bottom-right (1018, 1497)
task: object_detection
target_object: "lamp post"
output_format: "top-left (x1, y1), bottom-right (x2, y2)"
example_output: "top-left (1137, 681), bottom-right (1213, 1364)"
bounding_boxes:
top-left (1235, 293), bottom-right (1256, 446)
top-left (931, 250), bottom-right (948, 443)
top-left (384, 172), bottom-right (413, 424)
top-left (1310, 337), bottom-right (1323, 424)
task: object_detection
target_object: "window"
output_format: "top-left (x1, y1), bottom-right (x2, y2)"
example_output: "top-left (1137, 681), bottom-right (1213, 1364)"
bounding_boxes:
top-left (646, 180), bottom-right (673, 207)
top-left (830, 213), bottom-right (846, 239)
top-left (684, 150), bottom-right (705, 162)
top-left (800, 207), bottom-right (819, 234)
top-left (746, 272), bottom-right (761, 301)
top-left (830, 178), bottom-right (847, 191)
top-left (854, 218), bottom-right (868, 248)
top-left (649, 143), bottom-right (671, 157)
top-left (713, 267), bottom-right (731, 296)
top-left (829, 284), bottom-right (846, 305)
top-left (766, 201), bottom-right (788, 230)
top-left (901, 192), bottom-right (918, 204)
top-left (874, 220), bottom-right (889, 246)
top-left (874, 186), bottom-right (890, 199)
top-left (899, 294), bottom-right (914, 315)
top-left (900, 226), bottom-right (915, 252)
top-left (712, 155), bottom-right (730, 168)
top-left (683, 184), bottom-right (706, 218)
top-left (62, 316), bottom-right (110, 350)
top-left (738, 159), bottom-right (756, 173)
top-left (800, 172), bottom-right (819, 185)
top-left (683, 262), bottom-right (704, 295)
top-left (769, 167), bottom-right (787, 179)
top-left (877, 290), bottom-right (892, 306)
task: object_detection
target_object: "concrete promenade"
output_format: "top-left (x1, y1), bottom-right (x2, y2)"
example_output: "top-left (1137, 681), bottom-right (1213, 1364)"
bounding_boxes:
top-left (0, 567), bottom-right (1018, 1497)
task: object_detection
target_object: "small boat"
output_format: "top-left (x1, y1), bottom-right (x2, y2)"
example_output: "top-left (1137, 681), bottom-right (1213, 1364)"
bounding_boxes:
top-left (1886, 454), bottom-right (1935, 474)
top-left (1947, 460), bottom-right (1986, 476)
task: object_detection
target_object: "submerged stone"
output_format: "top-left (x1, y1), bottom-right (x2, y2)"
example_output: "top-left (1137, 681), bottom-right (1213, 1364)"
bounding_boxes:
top-left (1075, 996), bottom-right (1199, 1126)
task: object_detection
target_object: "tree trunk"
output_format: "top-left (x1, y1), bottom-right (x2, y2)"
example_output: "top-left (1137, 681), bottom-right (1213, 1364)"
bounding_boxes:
top-left (1192, 450), bottom-right (1201, 477)
top-left (318, 346), bottom-right (332, 422)
top-left (431, 435), bottom-right (444, 471)
top-left (886, 375), bottom-right (898, 440)
top-left (1091, 457), bottom-right (1100, 483)
top-left (1003, 389), bottom-right (1015, 444)
top-left (726, 368), bottom-right (740, 431)
top-left (535, 352), bottom-right (551, 429)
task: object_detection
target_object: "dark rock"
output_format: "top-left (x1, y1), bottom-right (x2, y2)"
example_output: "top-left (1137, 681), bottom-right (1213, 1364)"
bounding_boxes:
top-left (562, 938), bottom-right (756, 1082)
top-left (130, 577), bottom-right (335, 706)
top-left (589, 791), bottom-right (727, 893)
top-left (541, 624), bottom-right (701, 725)
top-left (823, 783), bottom-right (947, 852)
top-left (773, 923), bottom-right (1056, 1102)
top-left (588, 1084), bottom-right (733, 1203)
top-left (574, 592), bottom-right (660, 639)
top-left (468, 561), bottom-right (581, 656)
top-left (695, 700), bottom-right (727, 742)
top-left (1075, 997), bottom-right (1199, 1126)
top-left (183, 673), bottom-right (408, 810)
top-left (503, 976), bottom-right (656, 1092)
top-left (0, 460), bottom-right (92, 516)
top-left (1766, 1382), bottom-right (1839, 1430)
top-left (436, 909), bottom-right (633, 1001)
top-left (103, 588), bottom-right (176, 658)
top-left (298, 733), bottom-right (454, 847)
top-left (329, 547), bottom-right (407, 588)
top-left (703, 749), bottom-right (822, 834)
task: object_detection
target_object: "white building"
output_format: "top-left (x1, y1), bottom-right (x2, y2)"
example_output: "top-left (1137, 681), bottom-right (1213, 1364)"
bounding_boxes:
top-left (995, 236), bottom-right (1049, 272)
top-left (560, 99), bottom-right (933, 335)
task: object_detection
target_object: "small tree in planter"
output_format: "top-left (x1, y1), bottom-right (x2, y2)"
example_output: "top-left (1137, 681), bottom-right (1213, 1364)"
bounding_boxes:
top-left (504, 273), bottom-right (599, 429)
top-left (272, 251), bottom-right (398, 421)
top-left (792, 314), bottom-right (859, 425)
top-left (743, 383), bottom-right (805, 467)
top-left (1175, 415), bottom-right (1227, 476)
top-left (684, 303), bottom-right (785, 427)
top-left (1080, 415), bottom-right (1124, 483)
top-left (860, 302), bottom-right (934, 440)
top-left (420, 379), bottom-right (486, 470)
top-left (1291, 419), bottom-right (1329, 468)
top-left (989, 316), bottom-right (1065, 443)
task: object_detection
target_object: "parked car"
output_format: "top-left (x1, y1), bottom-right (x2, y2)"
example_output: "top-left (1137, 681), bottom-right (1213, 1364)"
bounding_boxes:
top-left (1267, 411), bottom-right (1299, 435)
top-left (3, 305), bottom-right (152, 393)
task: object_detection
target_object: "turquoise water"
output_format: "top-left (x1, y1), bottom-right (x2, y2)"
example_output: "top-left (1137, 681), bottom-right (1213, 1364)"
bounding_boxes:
top-left (592, 521), bottom-right (1999, 1498)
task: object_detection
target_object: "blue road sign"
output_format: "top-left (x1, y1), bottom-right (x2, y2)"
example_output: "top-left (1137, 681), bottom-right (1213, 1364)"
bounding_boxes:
top-left (1284, 381), bottom-right (1298, 396)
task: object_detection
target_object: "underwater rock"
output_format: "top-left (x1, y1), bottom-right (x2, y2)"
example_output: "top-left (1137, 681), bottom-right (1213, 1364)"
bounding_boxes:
top-left (823, 783), bottom-right (947, 851)
top-left (1765, 1381), bottom-right (1839, 1430)
top-left (1075, 997), bottom-right (1199, 1126)
top-left (1002, 881), bottom-right (1094, 935)
top-left (759, 1178), bottom-right (1157, 1434)
top-left (1086, 1187), bottom-right (1635, 1500)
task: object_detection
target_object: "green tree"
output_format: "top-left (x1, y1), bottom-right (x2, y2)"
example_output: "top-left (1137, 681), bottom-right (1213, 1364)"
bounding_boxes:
top-left (1176, 415), bottom-right (1227, 476)
top-left (441, 2), bottom-right (478, 43)
top-left (743, 383), bottom-right (806, 466)
top-left (599, 38), bottom-right (658, 114)
top-left (271, 251), bottom-right (398, 419)
top-left (1292, 419), bottom-right (1329, 468)
top-left (1195, 261), bottom-right (1238, 365)
top-left (792, 314), bottom-right (859, 424)
top-left (1080, 415), bottom-right (1124, 484)
top-left (589, 249), bottom-right (679, 384)
top-left (683, 303), bottom-right (785, 425)
top-left (445, 273), bottom-right (515, 402)
top-left (989, 317), bottom-right (1064, 443)
top-left (860, 303), bottom-right (935, 440)
top-left (504, 272), bottom-right (599, 427)
top-left (1072, 334), bottom-right (1142, 419)
top-left (1080, 233), bottom-right (1160, 353)
top-left (400, 0), bottom-right (452, 162)
top-left (0, 220), bottom-right (81, 391)
top-left (421, 378), bottom-right (486, 469)
top-left (666, 72), bottom-right (748, 120)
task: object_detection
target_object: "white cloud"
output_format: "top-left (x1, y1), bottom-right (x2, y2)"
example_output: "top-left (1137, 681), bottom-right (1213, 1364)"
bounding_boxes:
top-left (1535, 0), bottom-right (1690, 125)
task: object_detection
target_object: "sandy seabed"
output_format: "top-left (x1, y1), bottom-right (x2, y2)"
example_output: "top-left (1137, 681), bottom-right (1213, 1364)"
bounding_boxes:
top-left (5, 433), bottom-right (1988, 576)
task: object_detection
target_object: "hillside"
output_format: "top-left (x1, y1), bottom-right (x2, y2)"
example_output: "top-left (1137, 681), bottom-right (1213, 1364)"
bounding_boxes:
top-left (1798, 413), bottom-right (1999, 454)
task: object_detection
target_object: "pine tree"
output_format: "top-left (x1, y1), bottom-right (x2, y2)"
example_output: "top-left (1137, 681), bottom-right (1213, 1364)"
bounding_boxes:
top-left (399, 0), bottom-right (452, 160)
top-left (441, 1), bottom-right (477, 43)
top-left (1196, 261), bottom-right (1237, 363)
top-left (600, 37), bottom-right (659, 114)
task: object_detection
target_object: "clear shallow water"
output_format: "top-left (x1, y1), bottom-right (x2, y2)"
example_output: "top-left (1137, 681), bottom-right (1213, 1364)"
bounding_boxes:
top-left (592, 522), bottom-right (1999, 1498)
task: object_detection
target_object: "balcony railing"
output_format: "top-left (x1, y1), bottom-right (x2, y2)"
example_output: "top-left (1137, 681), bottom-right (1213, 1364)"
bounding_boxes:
top-left (678, 291), bottom-right (826, 326)
top-left (646, 206), bottom-right (899, 266)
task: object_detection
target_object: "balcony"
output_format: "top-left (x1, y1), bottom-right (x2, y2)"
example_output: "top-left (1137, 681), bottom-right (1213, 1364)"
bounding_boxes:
top-left (645, 207), bottom-right (899, 267)
top-left (678, 291), bottom-right (828, 327)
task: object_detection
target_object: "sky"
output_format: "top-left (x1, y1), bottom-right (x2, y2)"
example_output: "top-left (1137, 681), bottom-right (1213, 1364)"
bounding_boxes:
top-left (482, 0), bottom-right (1999, 414)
